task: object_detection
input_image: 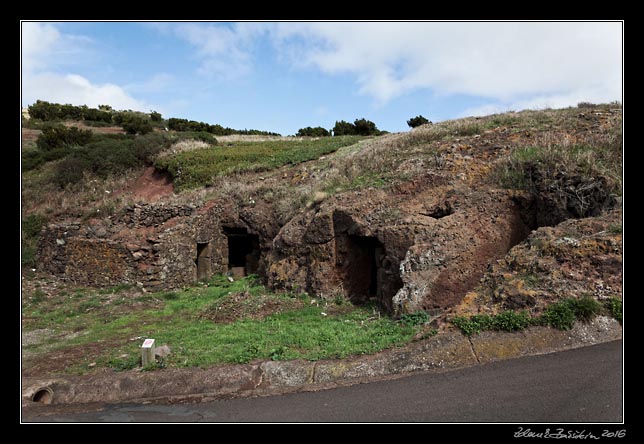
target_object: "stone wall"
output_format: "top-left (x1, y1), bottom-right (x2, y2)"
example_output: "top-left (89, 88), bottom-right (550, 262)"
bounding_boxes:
top-left (116, 203), bottom-right (194, 228)
top-left (63, 238), bottom-right (133, 286)
top-left (36, 199), bottom-right (283, 292)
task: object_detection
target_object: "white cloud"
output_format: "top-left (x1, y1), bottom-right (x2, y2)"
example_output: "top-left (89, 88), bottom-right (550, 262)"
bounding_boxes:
top-left (168, 22), bottom-right (269, 80)
top-left (24, 72), bottom-right (149, 111)
top-left (125, 73), bottom-right (175, 94)
top-left (21, 22), bottom-right (149, 111)
top-left (271, 22), bottom-right (623, 107)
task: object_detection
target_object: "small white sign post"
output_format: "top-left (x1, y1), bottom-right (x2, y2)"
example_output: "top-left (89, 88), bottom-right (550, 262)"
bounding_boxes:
top-left (141, 338), bottom-right (155, 366)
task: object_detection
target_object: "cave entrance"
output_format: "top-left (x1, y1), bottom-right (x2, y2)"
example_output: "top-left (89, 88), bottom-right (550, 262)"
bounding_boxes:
top-left (196, 242), bottom-right (211, 281)
top-left (224, 227), bottom-right (260, 278)
top-left (340, 235), bottom-right (395, 306)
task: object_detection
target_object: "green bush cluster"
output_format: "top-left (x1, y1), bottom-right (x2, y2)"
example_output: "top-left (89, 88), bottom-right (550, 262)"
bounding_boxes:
top-left (25, 128), bottom-right (215, 185)
top-left (539, 302), bottom-right (576, 330)
top-left (27, 101), bottom-right (163, 131)
top-left (453, 296), bottom-right (609, 336)
top-left (452, 311), bottom-right (531, 336)
top-left (119, 114), bottom-right (153, 135)
top-left (22, 213), bottom-right (47, 267)
top-left (296, 126), bottom-right (330, 137)
top-left (36, 125), bottom-right (93, 151)
top-left (332, 118), bottom-right (383, 136)
top-left (52, 133), bottom-right (181, 187)
top-left (399, 311), bottom-right (430, 326)
top-left (407, 115), bottom-right (431, 128)
top-left (167, 117), bottom-right (280, 136)
top-left (28, 100), bottom-right (113, 123)
top-left (22, 213), bottom-right (47, 239)
top-left (606, 297), bottom-right (622, 323)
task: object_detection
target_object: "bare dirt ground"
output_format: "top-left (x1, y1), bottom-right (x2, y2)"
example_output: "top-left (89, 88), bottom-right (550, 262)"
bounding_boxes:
top-left (117, 166), bottom-right (174, 202)
top-left (198, 291), bottom-right (305, 324)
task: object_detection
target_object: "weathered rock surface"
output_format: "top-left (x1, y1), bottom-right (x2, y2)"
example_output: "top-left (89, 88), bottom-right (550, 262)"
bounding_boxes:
top-left (34, 106), bottom-right (622, 315)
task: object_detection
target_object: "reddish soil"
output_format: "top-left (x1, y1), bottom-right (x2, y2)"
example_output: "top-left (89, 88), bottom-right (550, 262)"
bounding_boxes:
top-left (22, 340), bottom-right (122, 377)
top-left (199, 291), bottom-right (305, 324)
top-left (120, 166), bottom-right (174, 202)
top-left (62, 122), bottom-right (126, 134)
top-left (22, 128), bottom-right (41, 142)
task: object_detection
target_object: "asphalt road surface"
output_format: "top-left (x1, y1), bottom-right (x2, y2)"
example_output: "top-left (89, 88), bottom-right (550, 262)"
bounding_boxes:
top-left (25, 340), bottom-right (622, 423)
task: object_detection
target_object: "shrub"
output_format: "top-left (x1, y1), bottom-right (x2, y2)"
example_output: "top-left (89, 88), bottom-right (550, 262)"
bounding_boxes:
top-left (606, 298), bottom-right (622, 323)
top-left (150, 111), bottom-right (163, 122)
top-left (540, 301), bottom-right (576, 330)
top-left (400, 311), bottom-right (430, 326)
top-left (36, 125), bottom-right (93, 151)
top-left (22, 147), bottom-right (66, 171)
top-left (567, 295), bottom-right (601, 323)
top-left (492, 310), bottom-right (531, 331)
top-left (353, 118), bottom-right (380, 136)
top-left (60, 103), bottom-right (84, 120)
top-left (177, 131), bottom-right (218, 145)
top-left (131, 132), bottom-right (178, 163)
top-left (51, 132), bottom-right (188, 186)
top-left (28, 100), bottom-right (113, 122)
top-left (28, 100), bottom-right (61, 120)
top-left (82, 108), bottom-right (113, 123)
top-left (333, 120), bottom-right (357, 136)
top-left (452, 314), bottom-right (493, 336)
top-left (121, 115), bottom-right (153, 135)
top-left (296, 126), bottom-right (330, 137)
top-left (22, 213), bottom-right (47, 239)
top-left (453, 311), bottom-right (530, 336)
top-left (407, 115), bottom-right (430, 128)
top-left (53, 157), bottom-right (91, 187)
top-left (167, 117), bottom-right (279, 136)
top-left (332, 119), bottom-right (382, 136)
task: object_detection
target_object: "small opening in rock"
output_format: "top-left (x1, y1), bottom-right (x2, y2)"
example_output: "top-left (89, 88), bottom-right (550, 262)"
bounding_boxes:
top-left (195, 242), bottom-right (211, 281)
top-left (151, 168), bottom-right (173, 185)
top-left (224, 227), bottom-right (260, 277)
top-left (423, 201), bottom-right (455, 219)
top-left (32, 388), bottom-right (53, 404)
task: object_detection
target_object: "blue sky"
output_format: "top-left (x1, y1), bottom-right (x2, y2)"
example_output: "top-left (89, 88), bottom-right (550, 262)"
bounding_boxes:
top-left (22, 22), bottom-right (622, 135)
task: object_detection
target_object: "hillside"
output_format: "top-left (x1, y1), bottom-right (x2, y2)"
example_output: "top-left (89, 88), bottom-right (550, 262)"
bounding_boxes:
top-left (21, 104), bottom-right (622, 375)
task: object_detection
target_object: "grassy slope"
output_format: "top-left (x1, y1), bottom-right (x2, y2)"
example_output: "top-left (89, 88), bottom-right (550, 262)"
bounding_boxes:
top-left (154, 136), bottom-right (363, 191)
top-left (22, 275), bottom-right (419, 375)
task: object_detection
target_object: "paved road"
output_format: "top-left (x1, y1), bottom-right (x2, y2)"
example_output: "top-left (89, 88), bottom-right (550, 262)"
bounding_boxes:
top-left (25, 340), bottom-right (622, 423)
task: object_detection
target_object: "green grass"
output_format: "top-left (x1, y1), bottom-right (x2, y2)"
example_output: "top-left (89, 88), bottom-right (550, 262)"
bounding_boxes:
top-left (22, 275), bottom-right (419, 373)
top-left (608, 223), bottom-right (622, 234)
top-left (21, 213), bottom-right (48, 267)
top-left (154, 136), bottom-right (363, 191)
top-left (606, 297), bottom-right (622, 323)
top-left (452, 311), bottom-right (531, 337)
top-left (399, 311), bottom-right (430, 327)
top-left (453, 296), bottom-right (611, 336)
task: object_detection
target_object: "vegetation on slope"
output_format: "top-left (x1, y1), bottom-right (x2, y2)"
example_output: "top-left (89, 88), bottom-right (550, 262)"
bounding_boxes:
top-left (154, 136), bottom-right (363, 191)
top-left (22, 275), bottom-right (419, 374)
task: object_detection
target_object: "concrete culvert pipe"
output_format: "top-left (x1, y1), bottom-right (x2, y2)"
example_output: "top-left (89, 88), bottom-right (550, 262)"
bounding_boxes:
top-left (32, 387), bottom-right (53, 404)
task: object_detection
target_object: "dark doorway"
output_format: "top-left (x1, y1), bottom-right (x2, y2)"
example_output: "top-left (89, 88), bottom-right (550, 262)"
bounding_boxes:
top-left (336, 234), bottom-right (403, 310)
top-left (223, 227), bottom-right (260, 277)
top-left (196, 242), bottom-right (211, 281)
top-left (342, 236), bottom-right (382, 304)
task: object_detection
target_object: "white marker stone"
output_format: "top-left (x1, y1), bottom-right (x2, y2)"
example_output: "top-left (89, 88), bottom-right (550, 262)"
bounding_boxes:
top-left (141, 338), bottom-right (155, 366)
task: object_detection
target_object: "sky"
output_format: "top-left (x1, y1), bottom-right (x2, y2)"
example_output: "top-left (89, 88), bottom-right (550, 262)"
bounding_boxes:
top-left (21, 21), bottom-right (622, 136)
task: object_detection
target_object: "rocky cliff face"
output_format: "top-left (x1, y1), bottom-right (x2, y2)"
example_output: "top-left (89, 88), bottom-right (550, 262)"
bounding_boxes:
top-left (35, 106), bottom-right (622, 316)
